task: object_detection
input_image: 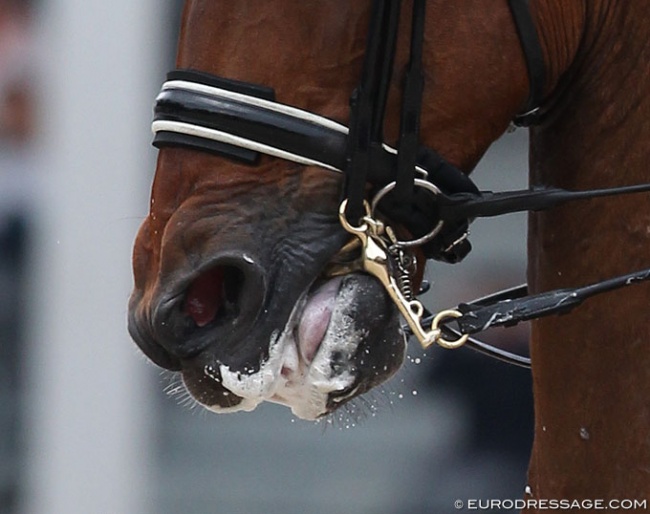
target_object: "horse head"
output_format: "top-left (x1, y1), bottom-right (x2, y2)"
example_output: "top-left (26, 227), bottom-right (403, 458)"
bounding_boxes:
top-left (129, 0), bottom-right (539, 419)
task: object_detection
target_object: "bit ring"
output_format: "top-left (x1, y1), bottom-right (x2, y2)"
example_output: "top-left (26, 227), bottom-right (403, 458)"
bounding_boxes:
top-left (370, 178), bottom-right (444, 248)
top-left (339, 199), bottom-right (369, 235)
top-left (431, 309), bottom-right (469, 349)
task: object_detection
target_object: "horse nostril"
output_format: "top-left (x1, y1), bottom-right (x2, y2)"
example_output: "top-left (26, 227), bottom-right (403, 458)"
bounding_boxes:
top-left (150, 256), bottom-right (265, 361)
top-left (183, 265), bottom-right (245, 328)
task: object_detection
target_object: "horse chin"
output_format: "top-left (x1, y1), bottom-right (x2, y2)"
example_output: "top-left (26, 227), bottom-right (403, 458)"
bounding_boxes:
top-left (181, 272), bottom-right (405, 420)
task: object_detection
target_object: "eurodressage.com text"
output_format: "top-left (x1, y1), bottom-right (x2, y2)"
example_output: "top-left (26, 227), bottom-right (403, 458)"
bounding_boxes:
top-left (456, 498), bottom-right (647, 510)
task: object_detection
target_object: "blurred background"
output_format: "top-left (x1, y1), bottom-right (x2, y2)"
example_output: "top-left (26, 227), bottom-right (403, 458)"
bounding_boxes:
top-left (0, 1), bottom-right (532, 513)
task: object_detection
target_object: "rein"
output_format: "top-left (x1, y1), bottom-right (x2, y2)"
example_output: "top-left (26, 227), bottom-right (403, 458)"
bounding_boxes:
top-left (151, 0), bottom-right (650, 369)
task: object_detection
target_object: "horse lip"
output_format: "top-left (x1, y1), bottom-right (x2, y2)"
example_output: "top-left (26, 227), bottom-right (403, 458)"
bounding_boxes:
top-left (268, 274), bottom-right (369, 419)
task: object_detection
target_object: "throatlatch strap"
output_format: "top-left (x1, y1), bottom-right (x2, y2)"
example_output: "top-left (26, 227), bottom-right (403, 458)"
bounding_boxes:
top-left (508, 0), bottom-right (546, 125)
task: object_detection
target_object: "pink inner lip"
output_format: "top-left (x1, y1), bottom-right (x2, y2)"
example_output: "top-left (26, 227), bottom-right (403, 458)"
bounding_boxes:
top-left (297, 277), bottom-right (344, 364)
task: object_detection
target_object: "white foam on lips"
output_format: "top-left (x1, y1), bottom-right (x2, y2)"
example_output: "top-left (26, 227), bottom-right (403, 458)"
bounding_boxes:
top-left (210, 326), bottom-right (288, 414)
top-left (272, 282), bottom-right (362, 419)
top-left (198, 276), bottom-right (364, 420)
top-left (294, 314), bottom-right (360, 418)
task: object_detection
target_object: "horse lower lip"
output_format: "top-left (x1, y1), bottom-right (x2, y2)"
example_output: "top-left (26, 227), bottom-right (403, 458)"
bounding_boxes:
top-left (297, 276), bottom-right (344, 363)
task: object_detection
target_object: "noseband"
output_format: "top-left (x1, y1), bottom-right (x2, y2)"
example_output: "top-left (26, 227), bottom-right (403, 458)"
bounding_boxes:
top-left (151, 0), bottom-right (650, 368)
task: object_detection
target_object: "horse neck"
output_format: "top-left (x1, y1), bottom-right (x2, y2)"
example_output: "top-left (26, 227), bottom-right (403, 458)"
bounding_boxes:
top-left (526, 1), bottom-right (650, 500)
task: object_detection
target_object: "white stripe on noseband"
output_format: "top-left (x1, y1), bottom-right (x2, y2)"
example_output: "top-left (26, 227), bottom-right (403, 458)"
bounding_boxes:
top-left (153, 81), bottom-right (429, 179)
top-left (162, 80), bottom-right (350, 134)
top-left (152, 120), bottom-right (343, 173)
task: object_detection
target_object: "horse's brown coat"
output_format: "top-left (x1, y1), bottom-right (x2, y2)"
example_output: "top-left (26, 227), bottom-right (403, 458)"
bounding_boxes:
top-left (527, 0), bottom-right (650, 503)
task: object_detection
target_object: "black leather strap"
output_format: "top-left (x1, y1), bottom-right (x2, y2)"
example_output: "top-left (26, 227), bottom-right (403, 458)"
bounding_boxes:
top-left (407, 285), bottom-right (532, 368)
top-left (508, 0), bottom-right (546, 126)
top-left (393, 0), bottom-right (426, 215)
top-left (343, 0), bottom-right (403, 224)
top-left (153, 84), bottom-right (475, 192)
top-left (153, 86), bottom-right (349, 168)
top-left (412, 268), bottom-right (650, 368)
top-left (435, 183), bottom-right (650, 220)
top-left (453, 269), bottom-right (650, 335)
top-left (340, 0), bottom-right (478, 263)
top-left (153, 76), bottom-right (650, 263)
top-left (154, 131), bottom-right (260, 164)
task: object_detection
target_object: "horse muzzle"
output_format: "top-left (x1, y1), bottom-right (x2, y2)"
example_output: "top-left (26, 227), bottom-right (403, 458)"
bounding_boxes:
top-left (129, 246), bottom-right (405, 419)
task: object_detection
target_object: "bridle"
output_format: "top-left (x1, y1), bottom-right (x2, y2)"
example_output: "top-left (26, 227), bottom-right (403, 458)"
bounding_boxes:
top-left (150, 0), bottom-right (650, 369)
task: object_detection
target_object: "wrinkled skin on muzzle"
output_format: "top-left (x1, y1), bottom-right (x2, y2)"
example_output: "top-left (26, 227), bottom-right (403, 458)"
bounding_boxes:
top-left (129, 150), bottom-right (406, 419)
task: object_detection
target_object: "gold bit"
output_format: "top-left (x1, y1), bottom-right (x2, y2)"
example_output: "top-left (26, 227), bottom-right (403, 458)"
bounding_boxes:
top-left (338, 199), bottom-right (468, 350)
